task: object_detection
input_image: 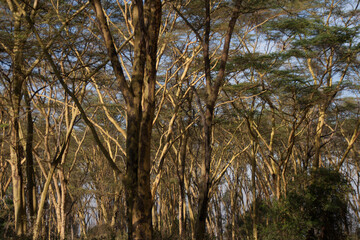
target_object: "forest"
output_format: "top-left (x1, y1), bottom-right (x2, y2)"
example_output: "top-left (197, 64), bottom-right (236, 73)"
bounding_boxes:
top-left (0, 0), bottom-right (360, 239)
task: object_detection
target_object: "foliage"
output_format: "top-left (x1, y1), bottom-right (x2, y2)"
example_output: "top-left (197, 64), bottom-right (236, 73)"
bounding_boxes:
top-left (254, 168), bottom-right (351, 240)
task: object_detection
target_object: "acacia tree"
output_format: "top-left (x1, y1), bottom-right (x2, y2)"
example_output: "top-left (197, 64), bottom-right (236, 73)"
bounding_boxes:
top-left (0, 0), bottom-right (42, 235)
top-left (264, 0), bottom-right (359, 170)
top-left (174, 1), bottom-right (287, 238)
top-left (90, 0), bottom-right (161, 238)
top-left (173, 1), bottom-right (241, 238)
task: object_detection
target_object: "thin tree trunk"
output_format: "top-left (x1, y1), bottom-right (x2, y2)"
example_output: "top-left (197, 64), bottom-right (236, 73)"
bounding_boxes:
top-left (195, 2), bottom-right (240, 238)
top-left (10, 11), bottom-right (27, 236)
top-left (214, 192), bottom-right (223, 240)
top-left (59, 169), bottom-right (67, 240)
top-left (32, 114), bottom-right (75, 240)
top-left (25, 91), bottom-right (37, 223)
top-left (251, 142), bottom-right (258, 240)
top-left (111, 181), bottom-right (120, 228)
top-left (10, 151), bottom-right (26, 235)
top-left (178, 134), bottom-right (187, 240)
top-left (33, 164), bottom-right (56, 240)
top-left (314, 106), bottom-right (326, 169)
top-left (231, 189), bottom-right (236, 240)
top-left (185, 175), bottom-right (196, 240)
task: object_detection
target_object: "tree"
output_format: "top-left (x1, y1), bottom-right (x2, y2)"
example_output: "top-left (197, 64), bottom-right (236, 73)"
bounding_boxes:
top-left (0, 0), bottom-right (41, 235)
top-left (90, 0), bottom-right (161, 238)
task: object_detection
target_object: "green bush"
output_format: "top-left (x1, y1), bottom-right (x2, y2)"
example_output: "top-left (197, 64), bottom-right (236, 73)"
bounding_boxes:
top-left (256, 168), bottom-right (351, 240)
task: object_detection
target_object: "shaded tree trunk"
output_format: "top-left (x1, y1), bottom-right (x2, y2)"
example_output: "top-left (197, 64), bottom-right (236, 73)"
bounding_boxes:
top-left (178, 137), bottom-right (187, 240)
top-left (195, 1), bottom-right (240, 239)
top-left (25, 91), bottom-right (37, 223)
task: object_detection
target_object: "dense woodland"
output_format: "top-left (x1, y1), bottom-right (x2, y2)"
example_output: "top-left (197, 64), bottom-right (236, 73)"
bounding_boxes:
top-left (0, 0), bottom-right (360, 239)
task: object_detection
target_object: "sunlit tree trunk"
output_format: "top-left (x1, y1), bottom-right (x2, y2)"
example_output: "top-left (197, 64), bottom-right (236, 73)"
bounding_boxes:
top-left (9, 11), bottom-right (27, 236)
top-left (313, 106), bottom-right (326, 169)
top-left (59, 169), bottom-right (67, 240)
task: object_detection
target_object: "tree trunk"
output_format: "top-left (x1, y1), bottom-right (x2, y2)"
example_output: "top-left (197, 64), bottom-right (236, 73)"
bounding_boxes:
top-left (9, 11), bottom-right (27, 237)
top-left (214, 192), bottom-right (223, 240)
top-left (194, 1), bottom-right (240, 238)
top-left (25, 91), bottom-right (37, 224)
top-left (251, 142), bottom-right (258, 240)
top-left (231, 189), bottom-right (236, 240)
top-left (195, 107), bottom-right (213, 240)
top-left (10, 148), bottom-right (26, 236)
top-left (33, 164), bottom-right (56, 240)
top-left (314, 106), bottom-right (326, 169)
top-left (59, 169), bottom-right (67, 240)
top-left (134, 0), bottom-right (161, 235)
top-left (178, 134), bottom-right (187, 240)
top-left (90, 1), bottom-right (161, 238)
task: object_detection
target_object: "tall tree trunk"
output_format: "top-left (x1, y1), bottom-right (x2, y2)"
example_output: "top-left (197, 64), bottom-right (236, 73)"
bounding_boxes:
top-left (134, 1), bottom-right (162, 237)
top-left (9, 142), bottom-right (26, 236)
top-left (25, 91), bottom-right (37, 223)
top-left (251, 142), bottom-right (258, 240)
top-left (195, 107), bottom-right (213, 240)
top-left (33, 163), bottom-right (56, 240)
top-left (10, 12), bottom-right (27, 236)
top-left (195, 1), bottom-right (240, 238)
top-left (9, 97), bottom-right (26, 236)
top-left (184, 173), bottom-right (196, 240)
top-left (178, 134), bottom-right (187, 240)
top-left (128, 2), bottom-right (147, 238)
top-left (90, 1), bottom-right (161, 238)
top-left (59, 169), bottom-right (67, 240)
top-left (125, 107), bottom-right (141, 239)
